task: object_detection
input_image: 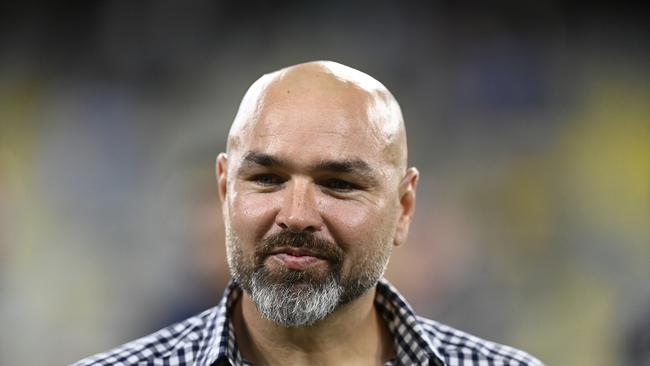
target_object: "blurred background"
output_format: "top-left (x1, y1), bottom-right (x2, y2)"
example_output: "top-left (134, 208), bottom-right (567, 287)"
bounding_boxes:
top-left (1, 1), bottom-right (648, 365)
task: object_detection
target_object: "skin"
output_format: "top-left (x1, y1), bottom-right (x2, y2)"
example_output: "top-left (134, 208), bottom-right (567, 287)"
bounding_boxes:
top-left (216, 61), bottom-right (419, 366)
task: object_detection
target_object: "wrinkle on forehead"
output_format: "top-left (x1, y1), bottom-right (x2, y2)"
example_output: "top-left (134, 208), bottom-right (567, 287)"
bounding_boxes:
top-left (227, 61), bottom-right (407, 169)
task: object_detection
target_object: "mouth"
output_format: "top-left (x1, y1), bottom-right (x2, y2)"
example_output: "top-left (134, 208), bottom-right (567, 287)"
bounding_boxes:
top-left (267, 247), bottom-right (328, 270)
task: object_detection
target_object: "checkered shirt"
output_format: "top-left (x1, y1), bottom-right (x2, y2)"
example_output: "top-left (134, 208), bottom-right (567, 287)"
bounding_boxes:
top-left (73, 279), bottom-right (544, 366)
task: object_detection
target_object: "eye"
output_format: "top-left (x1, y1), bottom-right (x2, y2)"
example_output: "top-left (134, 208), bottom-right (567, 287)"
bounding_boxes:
top-left (321, 179), bottom-right (358, 192)
top-left (251, 174), bottom-right (285, 186)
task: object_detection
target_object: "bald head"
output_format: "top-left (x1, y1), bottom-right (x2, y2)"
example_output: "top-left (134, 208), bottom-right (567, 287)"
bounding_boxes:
top-left (216, 63), bottom-right (420, 315)
top-left (227, 61), bottom-right (407, 170)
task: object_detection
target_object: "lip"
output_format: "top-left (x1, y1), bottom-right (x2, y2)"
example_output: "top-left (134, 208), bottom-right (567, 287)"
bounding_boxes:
top-left (269, 247), bottom-right (326, 259)
top-left (268, 248), bottom-right (327, 270)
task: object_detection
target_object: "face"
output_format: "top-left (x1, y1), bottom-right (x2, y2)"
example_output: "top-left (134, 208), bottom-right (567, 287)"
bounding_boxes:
top-left (217, 74), bottom-right (417, 327)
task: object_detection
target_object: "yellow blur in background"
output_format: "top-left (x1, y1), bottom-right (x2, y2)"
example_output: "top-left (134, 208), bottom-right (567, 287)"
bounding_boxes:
top-left (0, 2), bottom-right (648, 365)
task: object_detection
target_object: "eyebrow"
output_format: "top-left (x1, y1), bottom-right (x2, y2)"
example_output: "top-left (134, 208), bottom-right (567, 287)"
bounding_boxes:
top-left (239, 151), bottom-right (377, 181)
top-left (314, 159), bottom-right (373, 174)
top-left (242, 151), bottom-right (288, 168)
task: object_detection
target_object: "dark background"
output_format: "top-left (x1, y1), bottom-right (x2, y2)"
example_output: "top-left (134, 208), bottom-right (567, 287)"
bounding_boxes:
top-left (0, 1), bottom-right (648, 365)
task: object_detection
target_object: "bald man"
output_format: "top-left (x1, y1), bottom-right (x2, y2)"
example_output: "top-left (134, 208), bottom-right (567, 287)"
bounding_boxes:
top-left (75, 61), bottom-right (543, 366)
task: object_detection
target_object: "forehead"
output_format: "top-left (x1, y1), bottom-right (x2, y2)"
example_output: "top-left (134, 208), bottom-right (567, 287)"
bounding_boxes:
top-left (233, 84), bottom-right (389, 167)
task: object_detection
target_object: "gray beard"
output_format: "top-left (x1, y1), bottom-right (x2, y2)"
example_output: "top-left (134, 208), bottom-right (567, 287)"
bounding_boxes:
top-left (248, 269), bottom-right (344, 327)
top-left (226, 228), bottom-right (391, 327)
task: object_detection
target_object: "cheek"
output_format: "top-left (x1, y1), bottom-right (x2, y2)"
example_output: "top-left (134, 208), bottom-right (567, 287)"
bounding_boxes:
top-left (228, 190), bottom-right (279, 242)
top-left (321, 197), bottom-right (397, 250)
top-left (322, 199), bottom-right (396, 277)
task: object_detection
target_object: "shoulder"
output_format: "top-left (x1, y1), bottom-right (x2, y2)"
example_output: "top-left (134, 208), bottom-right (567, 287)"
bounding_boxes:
top-left (417, 316), bottom-right (545, 366)
top-left (73, 307), bottom-right (218, 366)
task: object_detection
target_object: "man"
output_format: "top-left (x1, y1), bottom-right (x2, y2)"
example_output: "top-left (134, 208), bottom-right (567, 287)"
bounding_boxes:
top-left (75, 61), bottom-right (543, 366)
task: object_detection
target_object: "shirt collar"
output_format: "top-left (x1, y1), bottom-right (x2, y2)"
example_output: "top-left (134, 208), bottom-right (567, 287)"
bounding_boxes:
top-left (375, 279), bottom-right (446, 365)
top-left (207, 279), bottom-right (445, 366)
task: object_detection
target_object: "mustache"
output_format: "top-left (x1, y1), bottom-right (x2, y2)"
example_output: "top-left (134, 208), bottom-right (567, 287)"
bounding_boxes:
top-left (255, 231), bottom-right (344, 265)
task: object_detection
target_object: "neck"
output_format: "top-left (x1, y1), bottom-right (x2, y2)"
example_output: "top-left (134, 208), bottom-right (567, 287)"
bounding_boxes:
top-left (232, 286), bottom-right (395, 366)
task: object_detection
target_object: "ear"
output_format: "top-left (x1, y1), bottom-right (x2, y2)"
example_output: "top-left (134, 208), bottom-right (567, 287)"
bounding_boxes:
top-left (394, 167), bottom-right (419, 247)
top-left (216, 153), bottom-right (228, 204)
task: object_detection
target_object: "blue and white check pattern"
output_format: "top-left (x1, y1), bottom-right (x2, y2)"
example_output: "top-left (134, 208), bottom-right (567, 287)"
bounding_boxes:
top-left (74, 279), bottom-right (544, 366)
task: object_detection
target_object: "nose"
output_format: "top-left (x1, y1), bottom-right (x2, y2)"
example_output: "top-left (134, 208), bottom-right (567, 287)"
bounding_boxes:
top-left (275, 178), bottom-right (323, 233)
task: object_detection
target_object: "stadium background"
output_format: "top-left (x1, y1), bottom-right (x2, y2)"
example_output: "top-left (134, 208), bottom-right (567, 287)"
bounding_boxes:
top-left (0, 1), bottom-right (648, 365)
